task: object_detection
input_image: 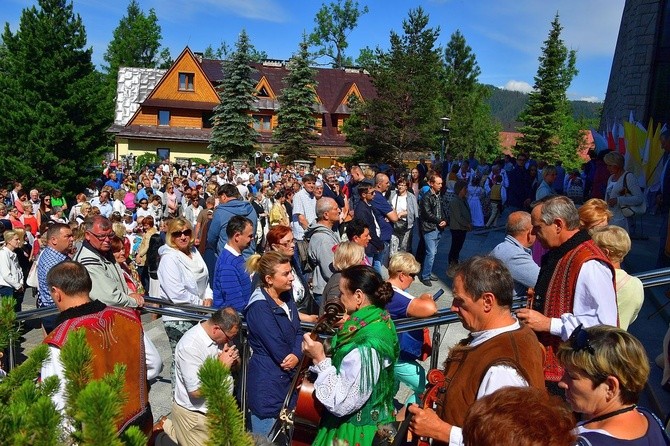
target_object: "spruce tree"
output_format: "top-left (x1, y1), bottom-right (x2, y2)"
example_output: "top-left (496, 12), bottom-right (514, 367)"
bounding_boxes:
top-left (0, 0), bottom-right (109, 195)
top-left (516, 14), bottom-right (578, 162)
top-left (344, 7), bottom-right (443, 163)
top-left (442, 30), bottom-right (501, 160)
top-left (208, 30), bottom-right (259, 160)
top-left (273, 37), bottom-right (318, 163)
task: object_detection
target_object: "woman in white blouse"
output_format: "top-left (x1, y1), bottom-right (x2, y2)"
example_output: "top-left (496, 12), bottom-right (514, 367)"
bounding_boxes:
top-left (603, 151), bottom-right (644, 232)
top-left (0, 230), bottom-right (25, 309)
top-left (388, 178), bottom-right (418, 255)
top-left (157, 218), bottom-right (213, 360)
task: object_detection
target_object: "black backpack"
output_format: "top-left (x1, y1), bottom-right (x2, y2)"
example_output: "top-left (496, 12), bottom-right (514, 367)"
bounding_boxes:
top-left (146, 233), bottom-right (164, 280)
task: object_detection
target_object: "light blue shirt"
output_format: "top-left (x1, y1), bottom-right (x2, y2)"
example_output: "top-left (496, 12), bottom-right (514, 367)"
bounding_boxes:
top-left (490, 235), bottom-right (540, 297)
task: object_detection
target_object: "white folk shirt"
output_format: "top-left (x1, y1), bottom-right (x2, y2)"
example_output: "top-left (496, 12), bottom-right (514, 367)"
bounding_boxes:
top-left (549, 260), bottom-right (618, 341)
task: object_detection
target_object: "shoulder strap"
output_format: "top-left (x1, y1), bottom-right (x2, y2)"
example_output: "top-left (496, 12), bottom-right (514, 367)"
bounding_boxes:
top-left (576, 436), bottom-right (592, 446)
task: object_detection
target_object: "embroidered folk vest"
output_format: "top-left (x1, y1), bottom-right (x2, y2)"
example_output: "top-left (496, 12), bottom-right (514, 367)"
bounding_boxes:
top-left (45, 306), bottom-right (149, 434)
top-left (538, 240), bottom-right (615, 382)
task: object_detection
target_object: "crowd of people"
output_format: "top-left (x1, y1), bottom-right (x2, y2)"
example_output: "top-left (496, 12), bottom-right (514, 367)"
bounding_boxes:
top-left (0, 148), bottom-right (669, 445)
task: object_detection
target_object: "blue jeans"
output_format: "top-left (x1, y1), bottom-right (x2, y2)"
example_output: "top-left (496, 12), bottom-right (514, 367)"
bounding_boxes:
top-left (250, 413), bottom-right (277, 436)
top-left (421, 230), bottom-right (441, 280)
top-left (372, 241), bottom-right (390, 275)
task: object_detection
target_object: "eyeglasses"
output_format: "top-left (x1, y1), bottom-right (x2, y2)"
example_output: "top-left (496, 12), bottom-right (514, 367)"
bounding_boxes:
top-left (278, 239), bottom-right (295, 247)
top-left (217, 325), bottom-right (237, 341)
top-left (87, 231), bottom-right (114, 241)
top-left (569, 324), bottom-right (595, 355)
top-left (171, 229), bottom-right (192, 238)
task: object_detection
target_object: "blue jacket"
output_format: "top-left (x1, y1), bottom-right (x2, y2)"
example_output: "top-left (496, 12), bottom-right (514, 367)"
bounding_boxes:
top-left (212, 248), bottom-right (252, 312)
top-left (244, 287), bottom-right (303, 418)
top-left (204, 199), bottom-right (257, 282)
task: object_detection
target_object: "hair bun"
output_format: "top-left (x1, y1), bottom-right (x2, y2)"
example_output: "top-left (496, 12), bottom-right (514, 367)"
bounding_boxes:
top-left (375, 281), bottom-right (394, 307)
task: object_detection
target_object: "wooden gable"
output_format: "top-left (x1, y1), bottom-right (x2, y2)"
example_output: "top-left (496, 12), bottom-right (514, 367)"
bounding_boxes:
top-left (341, 83), bottom-right (364, 106)
top-left (144, 47), bottom-right (218, 104)
top-left (255, 76), bottom-right (277, 99)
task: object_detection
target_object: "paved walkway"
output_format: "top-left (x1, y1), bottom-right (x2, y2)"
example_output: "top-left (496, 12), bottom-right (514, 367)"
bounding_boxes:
top-left (13, 210), bottom-right (670, 422)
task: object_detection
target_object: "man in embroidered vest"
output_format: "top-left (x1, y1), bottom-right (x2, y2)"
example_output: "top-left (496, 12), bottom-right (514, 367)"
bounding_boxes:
top-left (516, 195), bottom-right (617, 387)
top-left (408, 256), bottom-right (545, 445)
top-left (41, 261), bottom-right (155, 436)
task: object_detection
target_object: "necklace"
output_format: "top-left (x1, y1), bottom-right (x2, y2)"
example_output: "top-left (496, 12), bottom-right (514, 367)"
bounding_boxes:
top-left (583, 405), bottom-right (637, 425)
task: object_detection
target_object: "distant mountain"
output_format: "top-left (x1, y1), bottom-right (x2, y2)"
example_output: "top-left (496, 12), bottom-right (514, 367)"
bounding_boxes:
top-left (484, 85), bottom-right (602, 131)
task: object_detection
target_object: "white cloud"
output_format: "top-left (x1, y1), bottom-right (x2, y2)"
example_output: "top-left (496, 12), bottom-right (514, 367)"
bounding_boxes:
top-left (577, 96), bottom-right (602, 103)
top-left (502, 80), bottom-right (534, 93)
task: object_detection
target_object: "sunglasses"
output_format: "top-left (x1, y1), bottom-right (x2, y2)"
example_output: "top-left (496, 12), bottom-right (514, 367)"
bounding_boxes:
top-left (568, 324), bottom-right (595, 355)
top-left (87, 231), bottom-right (114, 241)
top-left (172, 229), bottom-right (192, 238)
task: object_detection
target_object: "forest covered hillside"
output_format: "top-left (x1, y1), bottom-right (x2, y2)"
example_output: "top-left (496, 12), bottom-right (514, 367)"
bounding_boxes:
top-left (486, 85), bottom-right (601, 131)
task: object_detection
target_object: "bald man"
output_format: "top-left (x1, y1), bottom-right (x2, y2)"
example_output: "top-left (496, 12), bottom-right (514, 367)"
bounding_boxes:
top-left (489, 211), bottom-right (539, 297)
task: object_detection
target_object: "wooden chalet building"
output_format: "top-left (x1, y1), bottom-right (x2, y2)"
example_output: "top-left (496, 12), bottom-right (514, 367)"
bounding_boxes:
top-left (109, 47), bottom-right (376, 167)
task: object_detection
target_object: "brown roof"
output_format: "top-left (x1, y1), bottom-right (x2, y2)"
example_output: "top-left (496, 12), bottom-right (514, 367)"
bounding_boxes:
top-left (199, 58), bottom-right (376, 115)
top-left (143, 98), bottom-right (219, 110)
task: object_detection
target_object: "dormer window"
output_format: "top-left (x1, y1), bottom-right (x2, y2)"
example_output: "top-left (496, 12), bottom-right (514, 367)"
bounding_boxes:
top-left (179, 72), bottom-right (195, 91)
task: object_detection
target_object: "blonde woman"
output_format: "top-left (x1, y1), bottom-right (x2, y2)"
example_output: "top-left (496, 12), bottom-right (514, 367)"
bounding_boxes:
top-left (0, 230), bottom-right (24, 312)
top-left (590, 226), bottom-right (642, 330)
top-left (579, 198), bottom-right (612, 231)
top-left (319, 241), bottom-right (366, 315)
top-left (113, 189), bottom-right (127, 216)
top-left (387, 252), bottom-right (438, 404)
top-left (245, 251), bottom-right (303, 435)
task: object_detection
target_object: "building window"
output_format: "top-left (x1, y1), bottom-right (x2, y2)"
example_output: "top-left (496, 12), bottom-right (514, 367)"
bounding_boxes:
top-left (179, 72), bottom-right (195, 91)
top-left (252, 114), bottom-right (271, 131)
top-left (202, 112), bottom-right (214, 129)
top-left (156, 148), bottom-right (170, 161)
top-left (158, 110), bottom-right (170, 126)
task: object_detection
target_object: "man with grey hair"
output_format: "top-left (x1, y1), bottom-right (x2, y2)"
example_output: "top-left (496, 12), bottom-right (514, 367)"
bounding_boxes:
top-left (516, 195), bottom-right (616, 386)
top-left (371, 172), bottom-right (398, 272)
top-left (306, 197), bottom-right (341, 304)
top-left (489, 211), bottom-right (539, 297)
top-left (73, 215), bottom-right (144, 307)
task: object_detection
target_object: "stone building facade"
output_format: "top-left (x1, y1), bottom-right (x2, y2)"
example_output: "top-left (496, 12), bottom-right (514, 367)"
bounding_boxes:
top-left (602, 0), bottom-right (670, 128)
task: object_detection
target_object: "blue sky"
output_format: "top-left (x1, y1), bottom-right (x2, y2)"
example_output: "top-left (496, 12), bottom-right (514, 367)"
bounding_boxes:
top-left (3, 0), bottom-right (625, 102)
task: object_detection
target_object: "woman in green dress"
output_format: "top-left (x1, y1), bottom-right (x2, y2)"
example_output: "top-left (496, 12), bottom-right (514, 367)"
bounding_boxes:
top-left (302, 264), bottom-right (399, 446)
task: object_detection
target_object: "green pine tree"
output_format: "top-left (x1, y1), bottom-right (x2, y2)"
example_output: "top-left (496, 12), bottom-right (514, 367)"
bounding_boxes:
top-left (198, 357), bottom-right (253, 446)
top-left (516, 14), bottom-right (578, 163)
top-left (273, 37), bottom-right (318, 163)
top-left (344, 7), bottom-right (443, 163)
top-left (103, 0), bottom-right (166, 111)
top-left (442, 30), bottom-right (501, 160)
top-left (208, 30), bottom-right (259, 160)
top-left (0, 0), bottom-right (109, 196)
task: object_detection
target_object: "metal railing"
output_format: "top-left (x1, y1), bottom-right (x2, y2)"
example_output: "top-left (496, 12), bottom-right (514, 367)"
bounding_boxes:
top-left (7, 266), bottom-right (670, 411)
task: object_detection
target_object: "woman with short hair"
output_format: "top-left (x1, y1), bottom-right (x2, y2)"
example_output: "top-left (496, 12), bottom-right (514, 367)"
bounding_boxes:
top-left (579, 198), bottom-right (612, 231)
top-left (320, 241), bottom-right (366, 315)
top-left (558, 325), bottom-right (668, 445)
top-left (590, 226), bottom-right (643, 330)
top-left (386, 252), bottom-right (437, 404)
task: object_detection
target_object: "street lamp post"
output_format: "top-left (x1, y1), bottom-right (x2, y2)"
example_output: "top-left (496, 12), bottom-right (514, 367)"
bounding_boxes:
top-left (440, 116), bottom-right (451, 161)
